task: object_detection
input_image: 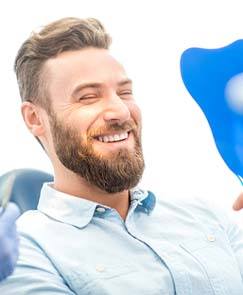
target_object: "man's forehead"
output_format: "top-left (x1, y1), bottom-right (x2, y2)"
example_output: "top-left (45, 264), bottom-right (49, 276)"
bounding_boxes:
top-left (45, 48), bottom-right (127, 84)
top-left (44, 48), bottom-right (129, 96)
top-left (46, 48), bottom-right (125, 73)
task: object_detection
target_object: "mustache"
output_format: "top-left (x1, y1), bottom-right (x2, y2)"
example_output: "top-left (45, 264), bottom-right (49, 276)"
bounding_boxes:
top-left (87, 120), bottom-right (138, 139)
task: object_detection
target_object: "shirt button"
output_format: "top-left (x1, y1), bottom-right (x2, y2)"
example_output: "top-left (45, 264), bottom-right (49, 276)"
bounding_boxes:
top-left (207, 234), bottom-right (215, 242)
top-left (96, 264), bottom-right (105, 272)
top-left (96, 207), bottom-right (106, 213)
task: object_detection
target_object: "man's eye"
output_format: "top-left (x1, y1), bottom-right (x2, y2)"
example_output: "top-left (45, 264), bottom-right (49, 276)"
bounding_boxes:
top-left (119, 90), bottom-right (133, 96)
top-left (79, 94), bottom-right (97, 100)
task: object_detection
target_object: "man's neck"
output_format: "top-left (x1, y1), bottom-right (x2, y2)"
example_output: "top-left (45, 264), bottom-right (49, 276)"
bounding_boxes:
top-left (53, 169), bottom-right (130, 220)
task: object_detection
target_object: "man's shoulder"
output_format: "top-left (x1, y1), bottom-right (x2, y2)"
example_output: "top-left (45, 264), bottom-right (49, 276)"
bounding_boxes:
top-left (18, 209), bottom-right (48, 223)
top-left (152, 191), bottom-right (229, 227)
top-left (157, 194), bottom-right (215, 212)
top-left (17, 210), bottom-right (53, 236)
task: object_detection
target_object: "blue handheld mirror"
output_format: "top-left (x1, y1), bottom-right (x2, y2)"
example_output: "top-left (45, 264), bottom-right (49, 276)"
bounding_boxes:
top-left (180, 40), bottom-right (243, 184)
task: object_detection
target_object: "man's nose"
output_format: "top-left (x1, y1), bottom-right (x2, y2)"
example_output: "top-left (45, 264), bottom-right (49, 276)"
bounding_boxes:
top-left (103, 94), bottom-right (131, 124)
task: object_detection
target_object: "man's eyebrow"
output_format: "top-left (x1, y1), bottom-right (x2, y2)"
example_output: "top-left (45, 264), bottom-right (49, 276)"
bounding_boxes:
top-left (72, 78), bottom-right (133, 96)
top-left (72, 83), bottom-right (101, 97)
top-left (117, 78), bottom-right (133, 86)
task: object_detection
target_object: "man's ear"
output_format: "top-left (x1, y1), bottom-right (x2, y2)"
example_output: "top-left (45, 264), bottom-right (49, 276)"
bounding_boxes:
top-left (21, 101), bottom-right (46, 137)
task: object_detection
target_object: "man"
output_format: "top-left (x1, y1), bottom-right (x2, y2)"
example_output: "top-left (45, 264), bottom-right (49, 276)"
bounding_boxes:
top-left (0, 203), bottom-right (20, 282)
top-left (1, 17), bottom-right (243, 294)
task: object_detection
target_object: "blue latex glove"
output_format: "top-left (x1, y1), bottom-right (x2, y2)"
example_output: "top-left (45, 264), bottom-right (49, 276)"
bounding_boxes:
top-left (0, 202), bottom-right (20, 281)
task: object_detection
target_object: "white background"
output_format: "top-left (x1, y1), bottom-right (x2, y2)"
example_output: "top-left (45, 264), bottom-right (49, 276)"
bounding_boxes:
top-left (1, 0), bottom-right (243, 220)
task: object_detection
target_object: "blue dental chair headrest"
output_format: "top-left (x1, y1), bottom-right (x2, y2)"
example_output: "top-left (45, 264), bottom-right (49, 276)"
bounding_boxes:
top-left (0, 169), bottom-right (53, 214)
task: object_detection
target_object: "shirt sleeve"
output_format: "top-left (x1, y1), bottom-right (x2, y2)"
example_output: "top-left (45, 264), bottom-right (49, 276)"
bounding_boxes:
top-left (0, 233), bottom-right (76, 294)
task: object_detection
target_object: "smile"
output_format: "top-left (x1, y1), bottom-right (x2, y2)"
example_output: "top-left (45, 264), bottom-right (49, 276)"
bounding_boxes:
top-left (96, 132), bottom-right (129, 143)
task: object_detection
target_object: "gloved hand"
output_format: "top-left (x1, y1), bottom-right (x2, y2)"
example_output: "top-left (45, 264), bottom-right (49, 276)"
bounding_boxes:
top-left (0, 203), bottom-right (20, 281)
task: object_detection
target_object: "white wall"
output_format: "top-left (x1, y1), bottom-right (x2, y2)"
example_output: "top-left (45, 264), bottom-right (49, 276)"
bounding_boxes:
top-left (1, 0), bottom-right (243, 219)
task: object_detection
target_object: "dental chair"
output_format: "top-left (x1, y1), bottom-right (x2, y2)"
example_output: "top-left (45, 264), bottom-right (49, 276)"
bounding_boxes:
top-left (0, 169), bottom-right (53, 214)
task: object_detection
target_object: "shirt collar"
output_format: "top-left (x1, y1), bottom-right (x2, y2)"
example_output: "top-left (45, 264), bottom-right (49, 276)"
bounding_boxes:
top-left (130, 188), bottom-right (156, 214)
top-left (37, 183), bottom-right (156, 228)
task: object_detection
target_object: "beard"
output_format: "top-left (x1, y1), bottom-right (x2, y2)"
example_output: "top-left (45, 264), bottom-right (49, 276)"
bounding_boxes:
top-left (48, 112), bottom-right (145, 193)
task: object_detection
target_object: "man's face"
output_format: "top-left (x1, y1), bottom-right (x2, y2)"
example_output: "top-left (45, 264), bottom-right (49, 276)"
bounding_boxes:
top-left (44, 48), bottom-right (144, 193)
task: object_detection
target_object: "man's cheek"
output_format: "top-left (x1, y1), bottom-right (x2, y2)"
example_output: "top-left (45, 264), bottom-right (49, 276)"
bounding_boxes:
top-left (131, 104), bottom-right (142, 124)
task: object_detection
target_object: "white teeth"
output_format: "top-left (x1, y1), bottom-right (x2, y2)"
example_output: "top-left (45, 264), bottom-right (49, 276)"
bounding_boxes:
top-left (97, 132), bottom-right (129, 143)
top-left (108, 135), bottom-right (114, 142)
top-left (119, 133), bottom-right (128, 140)
top-left (103, 136), bottom-right (109, 143)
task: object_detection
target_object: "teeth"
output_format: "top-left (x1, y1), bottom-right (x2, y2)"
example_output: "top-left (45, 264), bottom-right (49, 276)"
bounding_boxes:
top-left (114, 134), bottom-right (120, 141)
top-left (119, 132), bottom-right (128, 140)
top-left (108, 135), bottom-right (114, 142)
top-left (97, 132), bottom-right (129, 143)
top-left (103, 136), bottom-right (109, 143)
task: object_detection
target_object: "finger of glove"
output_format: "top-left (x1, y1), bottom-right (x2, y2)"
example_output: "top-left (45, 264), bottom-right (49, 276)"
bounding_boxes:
top-left (0, 203), bottom-right (20, 226)
top-left (0, 230), bottom-right (19, 281)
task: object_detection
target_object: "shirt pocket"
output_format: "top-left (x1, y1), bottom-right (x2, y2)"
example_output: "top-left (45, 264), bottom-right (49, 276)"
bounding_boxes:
top-left (66, 262), bottom-right (138, 295)
top-left (180, 228), bottom-right (243, 295)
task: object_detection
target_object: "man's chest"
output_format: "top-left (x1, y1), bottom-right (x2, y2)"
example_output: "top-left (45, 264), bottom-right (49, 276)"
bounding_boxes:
top-left (41, 216), bottom-right (243, 295)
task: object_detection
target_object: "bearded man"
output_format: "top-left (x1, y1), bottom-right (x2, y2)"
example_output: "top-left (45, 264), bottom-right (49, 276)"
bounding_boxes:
top-left (1, 17), bottom-right (243, 294)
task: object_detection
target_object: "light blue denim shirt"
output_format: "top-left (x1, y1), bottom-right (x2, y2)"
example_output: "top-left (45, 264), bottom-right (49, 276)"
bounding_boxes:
top-left (1, 183), bottom-right (243, 294)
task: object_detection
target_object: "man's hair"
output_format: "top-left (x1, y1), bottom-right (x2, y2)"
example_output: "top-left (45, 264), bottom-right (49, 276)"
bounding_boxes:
top-left (14, 17), bottom-right (112, 111)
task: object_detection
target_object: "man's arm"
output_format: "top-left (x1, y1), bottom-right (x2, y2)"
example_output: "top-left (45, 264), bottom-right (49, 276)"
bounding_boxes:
top-left (0, 202), bottom-right (20, 282)
top-left (0, 233), bottom-right (76, 294)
